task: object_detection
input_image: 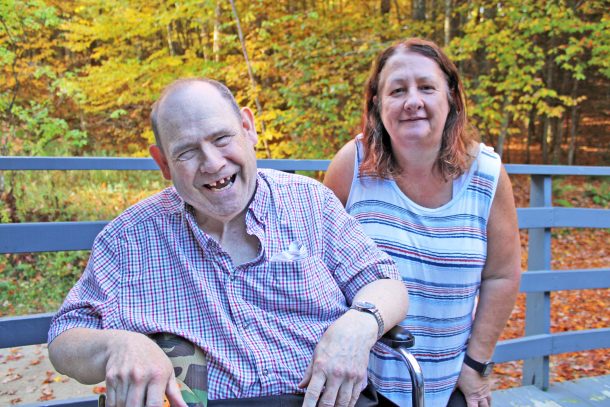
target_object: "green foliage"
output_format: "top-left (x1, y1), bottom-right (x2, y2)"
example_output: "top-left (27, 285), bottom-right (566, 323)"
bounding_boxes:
top-left (0, 251), bottom-right (88, 316)
top-left (584, 179), bottom-right (610, 207)
top-left (2, 0), bottom-right (608, 160)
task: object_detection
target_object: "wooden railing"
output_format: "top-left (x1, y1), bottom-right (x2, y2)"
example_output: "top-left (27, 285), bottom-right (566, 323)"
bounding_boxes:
top-left (1, 157), bottom-right (609, 406)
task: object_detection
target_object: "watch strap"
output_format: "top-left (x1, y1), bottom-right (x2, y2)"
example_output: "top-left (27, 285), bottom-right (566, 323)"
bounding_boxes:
top-left (350, 302), bottom-right (384, 340)
top-left (463, 353), bottom-right (494, 377)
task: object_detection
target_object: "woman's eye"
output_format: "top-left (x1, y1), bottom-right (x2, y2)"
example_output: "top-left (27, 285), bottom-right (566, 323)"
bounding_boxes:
top-left (391, 88), bottom-right (405, 95)
top-left (420, 85), bottom-right (435, 92)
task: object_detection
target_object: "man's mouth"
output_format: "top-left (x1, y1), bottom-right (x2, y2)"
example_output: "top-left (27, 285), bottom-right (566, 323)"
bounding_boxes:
top-left (204, 174), bottom-right (237, 191)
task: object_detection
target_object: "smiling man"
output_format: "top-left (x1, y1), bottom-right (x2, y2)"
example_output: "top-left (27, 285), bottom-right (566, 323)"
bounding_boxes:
top-left (48, 78), bottom-right (408, 407)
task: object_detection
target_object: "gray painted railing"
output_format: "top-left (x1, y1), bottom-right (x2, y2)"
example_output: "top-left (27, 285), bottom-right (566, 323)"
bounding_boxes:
top-left (1, 156), bottom-right (609, 406)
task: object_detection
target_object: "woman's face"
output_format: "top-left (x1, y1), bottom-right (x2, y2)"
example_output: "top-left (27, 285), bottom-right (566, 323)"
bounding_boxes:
top-left (377, 50), bottom-right (450, 152)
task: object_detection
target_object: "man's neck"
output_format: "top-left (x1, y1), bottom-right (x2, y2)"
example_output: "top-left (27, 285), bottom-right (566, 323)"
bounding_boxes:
top-left (197, 211), bottom-right (260, 265)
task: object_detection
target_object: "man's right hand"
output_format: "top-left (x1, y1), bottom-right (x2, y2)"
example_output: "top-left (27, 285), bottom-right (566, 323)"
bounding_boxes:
top-left (103, 331), bottom-right (186, 407)
top-left (49, 328), bottom-right (187, 407)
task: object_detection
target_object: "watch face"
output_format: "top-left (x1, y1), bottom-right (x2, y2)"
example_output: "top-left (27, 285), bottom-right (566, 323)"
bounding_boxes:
top-left (482, 362), bottom-right (495, 377)
top-left (355, 301), bottom-right (375, 309)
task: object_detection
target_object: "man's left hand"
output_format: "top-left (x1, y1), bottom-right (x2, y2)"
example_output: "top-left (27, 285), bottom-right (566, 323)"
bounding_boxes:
top-left (298, 310), bottom-right (377, 407)
top-left (457, 364), bottom-right (492, 407)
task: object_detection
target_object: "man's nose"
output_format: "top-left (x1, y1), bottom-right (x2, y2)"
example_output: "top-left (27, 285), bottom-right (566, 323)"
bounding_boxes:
top-left (199, 148), bottom-right (226, 173)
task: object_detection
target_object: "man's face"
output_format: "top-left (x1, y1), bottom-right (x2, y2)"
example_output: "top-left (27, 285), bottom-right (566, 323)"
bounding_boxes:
top-left (151, 84), bottom-right (258, 225)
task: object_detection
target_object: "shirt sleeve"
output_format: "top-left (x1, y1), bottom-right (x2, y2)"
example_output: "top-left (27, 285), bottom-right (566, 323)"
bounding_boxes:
top-left (47, 231), bottom-right (122, 344)
top-left (321, 186), bottom-right (401, 304)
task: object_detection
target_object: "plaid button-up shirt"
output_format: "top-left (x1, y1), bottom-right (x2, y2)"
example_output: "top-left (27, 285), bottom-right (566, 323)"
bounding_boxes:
top-left (49, 169), bottom-right (399, 400)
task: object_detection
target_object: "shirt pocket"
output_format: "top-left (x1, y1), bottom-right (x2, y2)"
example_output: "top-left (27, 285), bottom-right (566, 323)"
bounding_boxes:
top-left (262, 256), bottom-right (345, 318)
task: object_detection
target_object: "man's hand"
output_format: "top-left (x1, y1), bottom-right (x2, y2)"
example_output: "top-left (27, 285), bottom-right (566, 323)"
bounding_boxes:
top-left (102, 331), bottom-right (186, 407)
top-left (49, 328), bottom-right (187, 407)
top-left (298, 310), bottom-right (377, 407)
top-left (456, 364), bottom-right (492, 407)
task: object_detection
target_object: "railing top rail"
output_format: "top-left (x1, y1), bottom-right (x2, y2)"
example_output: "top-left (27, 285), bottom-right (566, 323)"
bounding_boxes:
top-left (1, 156), bottom-right (610, 176)
top-left (0, 156), bottom-right (331, 171)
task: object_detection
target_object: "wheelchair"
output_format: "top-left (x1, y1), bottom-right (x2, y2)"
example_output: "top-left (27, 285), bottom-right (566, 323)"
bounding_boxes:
top-left (98, 326), bottom-right (424, 407)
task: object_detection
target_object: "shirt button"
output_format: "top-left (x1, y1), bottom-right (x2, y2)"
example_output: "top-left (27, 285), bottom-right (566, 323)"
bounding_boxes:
top-left (262, 368), bottom-right (269, 376)
top-left (230, 274), bottom-right (236, 281)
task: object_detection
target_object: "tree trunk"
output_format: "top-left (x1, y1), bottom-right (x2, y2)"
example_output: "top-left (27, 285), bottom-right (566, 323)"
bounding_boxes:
top-left (552, 115), bottom-right (565, 164)
top-left (413, 0), bottom-right (426, 20)
top-left (568, 81), bottom-right (580, 165)
top-left (381, 0), bottom-right (391, 15)
top-left (213, 1), bottom-right (221, 62)
top-left (444, 0), bottom-right (452, 46)
top-left (496, 97), bottom-right (511, 158)
top-left (393, 0), bottom-right (402, 23)
top-left (542, 116), bottom-right (550, 164)
top-left (198, 18), bottom-right (208, 61)
top-left (166, 22), bottom-right (175, 56)
top-left (526, 106), bottom-right (536, 164)
top-left (229, 0), bottom-right (271, 158)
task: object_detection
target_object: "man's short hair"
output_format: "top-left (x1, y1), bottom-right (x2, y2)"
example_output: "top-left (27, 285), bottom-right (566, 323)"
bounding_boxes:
top-left (150, 78), bottom-right (242, 151)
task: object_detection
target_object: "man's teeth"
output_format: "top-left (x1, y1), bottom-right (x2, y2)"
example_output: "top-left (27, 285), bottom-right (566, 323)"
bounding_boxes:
top-left (206, 175), bottom-right (234, 190)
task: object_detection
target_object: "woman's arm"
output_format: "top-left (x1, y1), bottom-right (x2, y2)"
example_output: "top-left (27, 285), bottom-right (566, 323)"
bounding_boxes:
top-left (323, 140), bottom-right (356, 207)
top-left (458, 166), bottom-right (522, 405)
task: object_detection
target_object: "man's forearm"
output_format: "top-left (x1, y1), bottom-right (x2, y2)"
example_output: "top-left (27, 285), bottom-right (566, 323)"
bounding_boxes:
top-left (352, 278), bottom-right (409, 336)
top-left (49, 327), bottom-right (119, 384)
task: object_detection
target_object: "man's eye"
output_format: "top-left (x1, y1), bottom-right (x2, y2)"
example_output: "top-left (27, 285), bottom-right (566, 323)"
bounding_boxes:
top-left (177, 150), bottom-right (197, 161)
top-left (216, 135), bottom-right (232, 146)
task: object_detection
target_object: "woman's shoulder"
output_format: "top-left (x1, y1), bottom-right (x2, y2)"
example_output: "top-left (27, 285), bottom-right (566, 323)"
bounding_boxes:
top-left (323, 138), bottom-right (358, 207)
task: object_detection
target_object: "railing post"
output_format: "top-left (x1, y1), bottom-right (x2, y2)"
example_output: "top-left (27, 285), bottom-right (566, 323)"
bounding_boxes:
top-left (522, 175), bottom-right (552, 389)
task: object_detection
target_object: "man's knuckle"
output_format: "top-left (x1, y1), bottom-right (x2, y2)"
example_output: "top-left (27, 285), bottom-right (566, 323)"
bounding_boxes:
top-left (305, 387), bottom-right (322, 399)
top-left (329, 365), bottom-right (346, 378)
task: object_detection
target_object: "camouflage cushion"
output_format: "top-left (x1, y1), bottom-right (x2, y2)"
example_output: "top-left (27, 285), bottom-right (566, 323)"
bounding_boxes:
top-left (98, 333), bottom-right (207, 407)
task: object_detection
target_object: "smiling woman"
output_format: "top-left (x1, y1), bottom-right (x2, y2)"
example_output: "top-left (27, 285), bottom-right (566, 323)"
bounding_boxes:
top-left (324, 38), bottom-right (522, 407)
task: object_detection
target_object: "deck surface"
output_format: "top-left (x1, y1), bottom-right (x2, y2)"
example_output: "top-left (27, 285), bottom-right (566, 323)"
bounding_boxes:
top-left (493, 374), bottom-right (610, 406)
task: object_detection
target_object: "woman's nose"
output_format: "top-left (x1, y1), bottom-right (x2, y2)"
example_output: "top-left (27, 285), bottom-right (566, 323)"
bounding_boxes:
top-left (404, 90), bottom-right (423, 111)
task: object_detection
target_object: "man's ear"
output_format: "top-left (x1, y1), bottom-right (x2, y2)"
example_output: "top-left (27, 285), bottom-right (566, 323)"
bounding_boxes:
top-left (240, 107), bottom-right (258, 145)
top-left (149, 145), bottom-right (172, 180)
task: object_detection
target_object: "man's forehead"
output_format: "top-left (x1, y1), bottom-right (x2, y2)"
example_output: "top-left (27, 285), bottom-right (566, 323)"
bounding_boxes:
top-left (158, 84), bottom-right (239, 128)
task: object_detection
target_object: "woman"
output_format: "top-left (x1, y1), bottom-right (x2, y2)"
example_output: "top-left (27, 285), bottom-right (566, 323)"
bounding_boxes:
top-left (324, 38), bottom-right (521, 407)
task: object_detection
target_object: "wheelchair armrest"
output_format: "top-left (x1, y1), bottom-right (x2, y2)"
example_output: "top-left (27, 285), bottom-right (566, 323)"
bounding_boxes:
top-left (378, 326), bottom-right (425, 406)
top-left (380, 325), bottom-right (415, 349)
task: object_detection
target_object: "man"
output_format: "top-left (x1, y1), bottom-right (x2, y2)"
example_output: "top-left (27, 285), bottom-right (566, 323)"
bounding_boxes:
top-left (48, 78), bottom-right (408, 407)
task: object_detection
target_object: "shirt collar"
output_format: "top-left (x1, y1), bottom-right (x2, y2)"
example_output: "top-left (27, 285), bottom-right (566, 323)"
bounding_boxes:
top-left (246, 171), bottom-right (270, 232)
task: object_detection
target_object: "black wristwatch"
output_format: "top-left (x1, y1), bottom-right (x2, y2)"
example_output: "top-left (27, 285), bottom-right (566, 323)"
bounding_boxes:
top-left (350, 301), bottom-right (384, 340)
top-left (463, 353), bottom-right (495, 377)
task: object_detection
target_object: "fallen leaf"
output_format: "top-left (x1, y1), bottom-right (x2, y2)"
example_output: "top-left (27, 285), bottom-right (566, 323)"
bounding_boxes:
top-left (42, 371), bottom-right (55, 384)
top-left (38, 385), bottom-right (54, 401)
top-left (5, 353), bottom-right (24, 362)
top-left (2, 373), bottom-right (22, 384)
top-left (9, 398), bottom-right (22, 405)
top-left (93, 385), bottom-right (106, 394)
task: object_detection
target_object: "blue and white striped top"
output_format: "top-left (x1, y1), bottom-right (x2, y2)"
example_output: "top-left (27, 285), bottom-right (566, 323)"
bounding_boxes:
top-left (347, 138), bottom-right (501, 406)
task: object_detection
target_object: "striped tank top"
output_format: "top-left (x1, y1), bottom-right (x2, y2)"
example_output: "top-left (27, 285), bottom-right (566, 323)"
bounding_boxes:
top-left (347, 138), bottom-right (501, 406)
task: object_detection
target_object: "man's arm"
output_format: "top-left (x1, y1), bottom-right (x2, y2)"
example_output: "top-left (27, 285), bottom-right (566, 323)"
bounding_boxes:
top-left (49, 328), bottom-right (186, 407)
top-left (457, 167), bottom-right (522, 407)
top-left (299, 279), bottom-right (408, 407)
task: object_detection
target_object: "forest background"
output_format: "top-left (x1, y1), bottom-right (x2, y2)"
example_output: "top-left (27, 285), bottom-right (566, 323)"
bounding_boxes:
top-left (0, 0), bottom-right (609, 403)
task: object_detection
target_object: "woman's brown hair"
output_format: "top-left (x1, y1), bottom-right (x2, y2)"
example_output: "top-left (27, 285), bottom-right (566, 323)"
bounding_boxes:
top-left (360, 38), bottom-right (477, 179)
